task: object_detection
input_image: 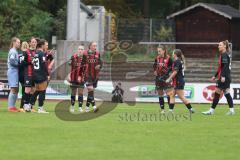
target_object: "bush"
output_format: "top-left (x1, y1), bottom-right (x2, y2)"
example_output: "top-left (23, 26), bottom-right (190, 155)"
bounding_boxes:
top-left (17, 11), bottom-right (53, 41)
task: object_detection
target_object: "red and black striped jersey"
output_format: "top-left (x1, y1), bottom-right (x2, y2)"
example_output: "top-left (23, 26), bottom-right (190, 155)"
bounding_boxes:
top-left (153, 55), bottom-right (172, 76)
top-left (23, 49), bottom-right (36, 77)
top-left (84, 50), bottom-right (102, 80)
top-left (69, 53), bottom-right (86, 83)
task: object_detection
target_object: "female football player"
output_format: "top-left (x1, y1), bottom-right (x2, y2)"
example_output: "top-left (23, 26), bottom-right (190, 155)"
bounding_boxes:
top-left (22, 37), bottom-right (37, 112)
top-left (84, 42), bottom-right (102, 112)
top-left (166, 49), bottom-right (194, 113)
top-left (43, 41), bottom-right (55, 76)
top-left (29, 40), bottom-right (53, 110)
top-left (68, 45), bottom-right (86, 113)
top-left (30, 41), bottom-right (55, 109)
top-left (202, 40), bottom-right (234, 115)
top-left (7, 37), bottom-right (21, 112)
top-left (30, 39), bottom-right (49, 113)
top-left (19, 41), bottom-right (29, 112)
top-left (153, 45), bottom-right (174, 113)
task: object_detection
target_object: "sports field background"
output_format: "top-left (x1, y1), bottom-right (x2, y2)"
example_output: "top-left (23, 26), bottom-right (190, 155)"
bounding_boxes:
top-left (0, 100), bottom-right (239, 160)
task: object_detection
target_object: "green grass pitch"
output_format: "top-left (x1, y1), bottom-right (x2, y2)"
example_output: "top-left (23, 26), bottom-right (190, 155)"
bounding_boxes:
top-left (0, 100), bottom-right (239, 160)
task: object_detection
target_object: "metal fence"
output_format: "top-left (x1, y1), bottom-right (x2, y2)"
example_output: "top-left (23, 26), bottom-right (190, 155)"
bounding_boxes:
top-left (107, 18), bottom-right (175, 43)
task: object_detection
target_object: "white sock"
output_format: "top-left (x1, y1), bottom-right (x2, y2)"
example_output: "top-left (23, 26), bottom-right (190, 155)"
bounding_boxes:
top-left (230, 108), bottom-right (234, 112)
top-left (210, 108), bottom-right (215, 113)
top-left (38, 106), bottom-right (43, 110)
top-left (169, 109), bottom-right (173, 112)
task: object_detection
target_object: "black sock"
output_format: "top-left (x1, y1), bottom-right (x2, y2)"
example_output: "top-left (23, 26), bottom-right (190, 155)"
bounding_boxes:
top-left (86, 96), bottom-right (91, 107)
top-left (30, 91), bottom-right (39, 106)
top-left (211, 92), bottom-right (220, 109)
top-left (29, 93), bottom-right (33, 108)
top-left (24, 93), bottom-right (31, 104)
top-left (167, 96), bottom-right (170, 105)
top-left (20, 85), bottom-right (25, 108)
top-left (38, 91), bottom-right (46, 107)
top-left (71, 95), bottom-right (76, 106)
top-left (225, 93), bottom-right (233, 108)
top-left (169, 103), bottom-right (175, 110)
top-left (186, 103), bottom-right (192, 110)
top-left (29, 93), bottom-right (32, 99)
top-left (159, 97), bottom-right (164, 110)
top-left (88, 91), bottom-right (95, 106)
top-left (20, 91), bottom-right (25, 108)
top-left (78, 95), bottom-right (83, 108)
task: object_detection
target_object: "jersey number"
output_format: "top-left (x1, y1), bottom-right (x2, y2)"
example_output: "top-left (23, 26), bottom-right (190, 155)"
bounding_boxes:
top-left (33, 58), bottom-right (40, 70)
top-left (19, 56), bottom-right (24, 63)
top-left (182, 64), bottom-right (185, 76)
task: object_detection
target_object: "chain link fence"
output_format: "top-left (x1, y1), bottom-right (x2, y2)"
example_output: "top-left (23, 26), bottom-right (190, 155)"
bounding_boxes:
top-left (113, 18), bottom-right (175, 43)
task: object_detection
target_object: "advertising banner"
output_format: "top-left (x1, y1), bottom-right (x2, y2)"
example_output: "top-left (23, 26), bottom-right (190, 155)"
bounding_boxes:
top-left (130, 83), bottom-right (240, 104)
top-left (0, 80), bottom-right (10, 98)
top-left (15, 81), bottom-right (240, 104)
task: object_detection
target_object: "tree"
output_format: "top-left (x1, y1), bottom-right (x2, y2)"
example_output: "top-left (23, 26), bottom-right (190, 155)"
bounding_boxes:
top-left (0, 0), bottom-right (239, 47)
top-left (0, 0), bottom-right (53, 48)
top-left (38, 0), bottom-right (67, 16)
top-left (54, 6), bottom-right (67, 40)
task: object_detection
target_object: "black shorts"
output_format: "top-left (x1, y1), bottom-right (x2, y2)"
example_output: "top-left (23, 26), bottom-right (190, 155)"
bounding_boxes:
top-left (85, 79), bottom-right (98, 88)
top-left (155, 80), bottom-right (173, 90)
top-left (174, 81), bottom-right (185, 90)
top-left (24, 76), bottom-right (34, 87)
top-left (19, 70), bottom-right (24, 84)
top-left (19, 75), bottom-right (24, 84)
top-left (155, 76), bottom-right (173, 90)
top-left (216, 80), bottom-right (230, 90)
top-left (70, 81), bottom-right (85, 88)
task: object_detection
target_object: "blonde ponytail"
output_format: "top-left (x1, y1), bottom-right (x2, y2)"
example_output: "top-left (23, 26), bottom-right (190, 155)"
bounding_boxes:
top-left (9, 37), bottom-right (19, 49)
top-left (222, 40), bottom-right (231, 53)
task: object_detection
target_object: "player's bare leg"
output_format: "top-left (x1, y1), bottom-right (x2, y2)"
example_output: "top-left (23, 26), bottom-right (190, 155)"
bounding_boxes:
top-left (202, 87), bottom-right (222, 115)
top-left (175, 89), bottom-right (194, 113)
top-left (166, 89), bottom-right (175, 113)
